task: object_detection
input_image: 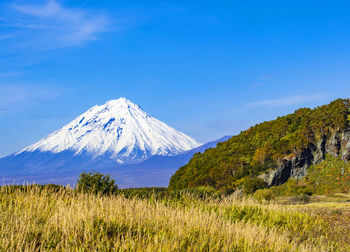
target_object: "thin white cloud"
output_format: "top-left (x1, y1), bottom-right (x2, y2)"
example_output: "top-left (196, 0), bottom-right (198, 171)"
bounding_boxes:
top-left (247, 94), bottom-right (327, 107)
top-left (5, 0), bottom-right (109, 49)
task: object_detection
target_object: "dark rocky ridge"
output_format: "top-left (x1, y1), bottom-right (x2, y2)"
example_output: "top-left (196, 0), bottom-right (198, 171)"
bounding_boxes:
top-left (264, 129), bottom-right (350, 186)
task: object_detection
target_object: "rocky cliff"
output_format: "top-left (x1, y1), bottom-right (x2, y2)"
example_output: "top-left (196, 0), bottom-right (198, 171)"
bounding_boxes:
top-left (265, 130), bottom-right (350, 186)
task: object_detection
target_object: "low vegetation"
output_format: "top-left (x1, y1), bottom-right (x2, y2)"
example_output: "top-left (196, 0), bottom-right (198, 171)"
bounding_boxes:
top-left (0, 184), bottom-right (350, 251)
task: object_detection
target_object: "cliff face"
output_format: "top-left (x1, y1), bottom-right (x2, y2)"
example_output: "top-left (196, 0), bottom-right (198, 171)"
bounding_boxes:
top-left (265, 130), bottom-right (350, 186)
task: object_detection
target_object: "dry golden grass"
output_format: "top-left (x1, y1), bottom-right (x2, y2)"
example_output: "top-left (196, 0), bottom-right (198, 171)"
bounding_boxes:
top-left (0, 186), bottom-right (348, 251)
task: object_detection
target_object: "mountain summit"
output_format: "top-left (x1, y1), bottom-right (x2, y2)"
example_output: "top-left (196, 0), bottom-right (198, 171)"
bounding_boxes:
top-left (19, 97), bottom-right (201, 164)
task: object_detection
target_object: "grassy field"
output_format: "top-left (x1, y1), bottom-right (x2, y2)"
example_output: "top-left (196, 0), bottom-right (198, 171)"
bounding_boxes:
top-left (0, 186), bottom-right (349, 251)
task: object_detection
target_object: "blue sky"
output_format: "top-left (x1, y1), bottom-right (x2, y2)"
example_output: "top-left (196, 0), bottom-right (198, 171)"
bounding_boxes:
top-left (1, 0), bottom-right (350, 157)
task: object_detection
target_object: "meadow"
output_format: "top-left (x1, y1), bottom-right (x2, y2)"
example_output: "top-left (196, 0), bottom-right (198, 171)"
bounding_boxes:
top-left (0, 185), bottom-right (349, 251)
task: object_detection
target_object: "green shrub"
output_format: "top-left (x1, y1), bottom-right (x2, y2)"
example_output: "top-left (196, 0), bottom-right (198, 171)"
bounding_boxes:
top-left (77, 171), bottom-right (118, 195)
top-left (253, 188), bottom-right (275, 202)
top-left (242, 177), bottom-right (267, 194)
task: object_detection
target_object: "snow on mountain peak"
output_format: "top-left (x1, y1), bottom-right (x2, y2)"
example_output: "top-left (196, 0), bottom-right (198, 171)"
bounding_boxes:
top-left (19, 98), bottom-right (201, 163)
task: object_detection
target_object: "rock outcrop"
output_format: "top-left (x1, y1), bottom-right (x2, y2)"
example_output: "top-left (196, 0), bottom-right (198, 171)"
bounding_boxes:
top-left (265, 130), bottom-right (350, 186)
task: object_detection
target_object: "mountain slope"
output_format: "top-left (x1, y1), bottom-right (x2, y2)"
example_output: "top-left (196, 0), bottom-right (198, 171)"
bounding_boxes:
top-left (19, 97), bottom-right (201, 164)
top-left (0, 97), bottom-right (205, 187)
top-left (0, 136), bottom-right (230, 188)
top-left (169, 99), bottom-right (350, 191)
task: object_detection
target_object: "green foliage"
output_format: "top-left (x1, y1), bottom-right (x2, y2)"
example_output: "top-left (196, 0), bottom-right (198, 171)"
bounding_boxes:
top-left (302, 155), bottom-right (350, 194)
top-left (169, 99), bottom-right (350, 190)
top-left (253, 188), bottom-right (275, 202)
top-left (77, 171), bottom-right (118, 195)
top-left (242, 177), bottom-right (267, 194)
top-left (268, 178), bottom-right (314, 197)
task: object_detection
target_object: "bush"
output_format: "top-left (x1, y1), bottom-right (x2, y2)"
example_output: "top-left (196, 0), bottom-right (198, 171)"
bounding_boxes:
top-left (242, 177), bottom-right (267, 194)
top-left (253, 188), bottom-right (275, 202)
top-left (77, 172), bottom-right (118, 195)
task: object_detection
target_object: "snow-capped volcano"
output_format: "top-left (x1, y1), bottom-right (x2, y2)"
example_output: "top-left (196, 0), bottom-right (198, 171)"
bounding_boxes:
top-left (19, 98), bottom-right (201, 164)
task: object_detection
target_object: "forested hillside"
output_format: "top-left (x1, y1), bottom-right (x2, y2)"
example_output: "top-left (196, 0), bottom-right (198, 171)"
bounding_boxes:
top-left (169, 99), bottom-right (350, 192)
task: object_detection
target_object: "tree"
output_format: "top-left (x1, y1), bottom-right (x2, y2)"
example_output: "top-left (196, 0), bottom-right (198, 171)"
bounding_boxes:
top-left (77, 171), bottom-right (118, 195)
top-left (252, 147), bottom-right (269, 165)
